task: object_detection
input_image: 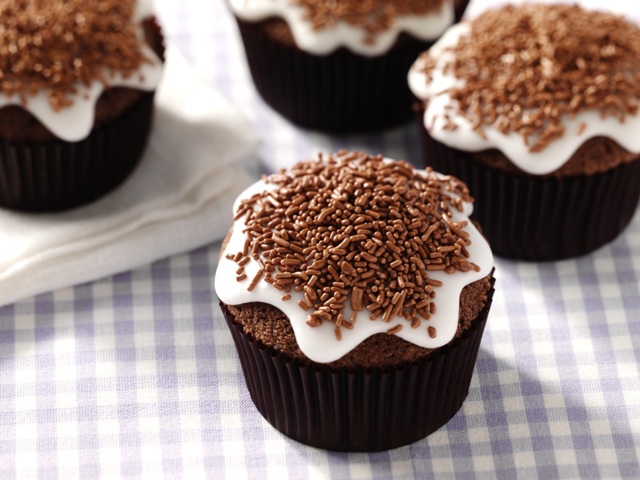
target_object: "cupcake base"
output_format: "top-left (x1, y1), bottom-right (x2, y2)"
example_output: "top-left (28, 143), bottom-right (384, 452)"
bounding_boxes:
top-left (417, 124), bottom-right (640, 261)
top-left (0, 90), bottom-right (155, 213)
top-left (221, 277), bottom-right (494, 452)
top-left (235, 18), bottom-right (443, 133)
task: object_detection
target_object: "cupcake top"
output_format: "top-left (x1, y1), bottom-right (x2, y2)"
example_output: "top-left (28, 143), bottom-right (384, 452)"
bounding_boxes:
top-left (0, 0), bottom-right (163, 142)
top-left (408, 3), bottom-right (640, 175)
top-left (215, 151), bottom-right (493, 363)
top-left (230, 0), bottom-right (454, 55)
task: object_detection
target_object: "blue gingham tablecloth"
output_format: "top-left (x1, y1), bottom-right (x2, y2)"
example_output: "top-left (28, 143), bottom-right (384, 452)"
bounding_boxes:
top-left (1, 0), bottom-right (639, 478)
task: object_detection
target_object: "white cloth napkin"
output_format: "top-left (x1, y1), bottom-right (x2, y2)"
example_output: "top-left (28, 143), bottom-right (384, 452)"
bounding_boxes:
top-left (0, 46), bottom-right (260, 307)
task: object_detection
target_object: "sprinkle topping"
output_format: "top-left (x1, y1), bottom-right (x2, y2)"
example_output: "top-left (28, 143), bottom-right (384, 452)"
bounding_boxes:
top-left (293, 0), bottom-right (445, 41)
top-left (419, 4), bottom-right (640, 152)
top-left (0, 0), bottom-right (152, 110)
top-left (227, 151), bottom-right (480, 339)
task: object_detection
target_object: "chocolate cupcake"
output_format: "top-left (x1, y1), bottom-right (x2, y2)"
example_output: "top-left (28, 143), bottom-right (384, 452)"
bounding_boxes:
top-left (408, 3), bottom-right (640, 261)
top-left (230, 0), bottom-right (469, 132)
top-left (215, 151), bottom-right (494, 451)
top-left (0, 0), bottom-right (164, 212)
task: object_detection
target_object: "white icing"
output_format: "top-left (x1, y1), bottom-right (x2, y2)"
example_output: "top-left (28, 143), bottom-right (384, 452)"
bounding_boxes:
top-left (230, 0), bottom-right (455, 56)
top-left (408, 22), bottom-right (640, 176)
top-left (0, 3), bottom-right (163, 143)
top-left (215, 161), bottom-right (494, 364)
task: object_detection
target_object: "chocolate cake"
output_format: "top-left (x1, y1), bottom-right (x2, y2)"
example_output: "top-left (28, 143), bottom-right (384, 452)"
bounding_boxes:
top-left (216, 151), bottom-right (495, 451)
top-left (409, 3), bottom-right (640, 260)
top-left (0, 0), bottom-right (164, 212)
top-left (230, 0), bottom-right (470, 132)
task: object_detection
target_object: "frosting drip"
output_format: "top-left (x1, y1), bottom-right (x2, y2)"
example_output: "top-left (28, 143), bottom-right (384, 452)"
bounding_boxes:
top-left (0, 0), bottom-right (162, 142)
top-left (230, 0), bottom-right (454, 56)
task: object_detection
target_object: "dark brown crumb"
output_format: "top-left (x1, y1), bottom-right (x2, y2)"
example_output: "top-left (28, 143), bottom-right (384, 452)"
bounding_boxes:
top-left (224, 275), bottom-right (491, 370)
top-left (472, 136), bottom-right (638, 178)
top-left (419, 4), bottom-right (640, 152)
top-left (0, 0), bottom-right (153, 110)
top-left (227, 151), bottom-right (482, 340)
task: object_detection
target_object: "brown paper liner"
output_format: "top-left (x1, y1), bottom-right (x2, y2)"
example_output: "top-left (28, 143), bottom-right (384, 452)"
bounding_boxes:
top-left (0, 16), bottom-right (163, 213)
top-left (454, 0), bottom-right (470, 21)
top-left (417, 122), bottom-right (640, 261)
top-left (0, 90), bottom-right (155, 212)
top-left (222, 278), bottom-right (494, 452)
top-left (234, 1), bottom-right (470, 133)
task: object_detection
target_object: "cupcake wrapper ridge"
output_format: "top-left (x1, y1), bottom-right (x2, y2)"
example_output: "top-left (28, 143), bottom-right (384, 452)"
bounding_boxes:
top-left (234, 7), bottom-right (476, 134)
top-left (222, 277), bottom-right (494, 452)
top-left (417, 123), bottom-right (640, 261)
top-left (0, 90), bottom-right (155, 213)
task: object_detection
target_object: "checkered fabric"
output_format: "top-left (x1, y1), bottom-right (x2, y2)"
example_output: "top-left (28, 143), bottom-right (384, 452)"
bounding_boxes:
top-left (1, 0), bottom-right (639, 478)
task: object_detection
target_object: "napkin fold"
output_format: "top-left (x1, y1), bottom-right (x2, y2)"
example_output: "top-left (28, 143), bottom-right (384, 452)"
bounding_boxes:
top-left (0, 46), bottom-right (260, 307)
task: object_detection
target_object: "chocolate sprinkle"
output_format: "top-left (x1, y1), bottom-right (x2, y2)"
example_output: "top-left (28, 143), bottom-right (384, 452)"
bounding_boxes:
top-left (229, 151), bottom-right (480, 339)
top-left (294, 0), bottom-right (446, 43)
top-left (0, 0), bottom-right (152, 110)
top-left (419, 4), bottom-right (640, 152)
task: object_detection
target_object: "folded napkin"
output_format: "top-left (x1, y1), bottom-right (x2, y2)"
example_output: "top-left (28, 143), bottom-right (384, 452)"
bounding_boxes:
top-left (0, 46), bottom-right (260, 307)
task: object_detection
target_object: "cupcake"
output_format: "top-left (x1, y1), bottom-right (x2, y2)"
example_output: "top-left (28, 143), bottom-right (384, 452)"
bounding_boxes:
top-left (0, 0), bottom-right (164, 212)
top-left (408, 3), bottom-right (640, 261)
top-left (215, 151), bottom-right (494, 451)
top-left (230, 0), bottom-right (470, 132)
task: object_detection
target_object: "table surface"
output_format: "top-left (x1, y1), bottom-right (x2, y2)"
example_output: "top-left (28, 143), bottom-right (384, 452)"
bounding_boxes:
top-left (2, 0), bottom-right (640, 478)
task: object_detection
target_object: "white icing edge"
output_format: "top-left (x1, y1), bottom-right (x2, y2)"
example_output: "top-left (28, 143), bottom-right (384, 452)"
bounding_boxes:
top-left (230, 0), bottom-right (454, 56)
top-left (408, 22), bottom-right (640, 175)
top-left (214, 162), bottom-right (494, 364)
top-left (0, 6), bottom-right (163, 143)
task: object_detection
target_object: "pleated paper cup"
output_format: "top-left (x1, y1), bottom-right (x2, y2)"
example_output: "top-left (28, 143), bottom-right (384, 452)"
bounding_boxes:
top-left (221, 277), bottom-right (495, 452)
top-left (0, 91), bottom-right (155, 212)
top-left (0, 17), bottom-right (164, 213)
top-left (234, 0), bottom-right (471, 133)
top-left (416, 118), bottom-right (640, 261)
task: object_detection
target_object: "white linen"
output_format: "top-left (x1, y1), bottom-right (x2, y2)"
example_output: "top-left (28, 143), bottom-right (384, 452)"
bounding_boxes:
top-left (0, 45), bottom-right (260, 306)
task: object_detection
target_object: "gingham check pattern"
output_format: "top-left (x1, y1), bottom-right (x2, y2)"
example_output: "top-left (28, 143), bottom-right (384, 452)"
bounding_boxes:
top-left (1, 0), bottom-right (639, 478)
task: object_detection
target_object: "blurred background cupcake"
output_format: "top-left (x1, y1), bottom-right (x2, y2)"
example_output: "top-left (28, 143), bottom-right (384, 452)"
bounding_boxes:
top-left (409, 3), bottom-right (640, 261)
top-left (0, 0), bottom-right (164, 212)
top-left (216, 150), bottom-right (494, 451)
top-left (230, 0), bottom-right (470, 133)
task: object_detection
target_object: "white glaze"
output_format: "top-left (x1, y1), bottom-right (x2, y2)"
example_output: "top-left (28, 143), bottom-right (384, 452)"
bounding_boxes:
top-left (230, 0), bottom-right (454, 56)
top-left (0, 2), bottom-right (163, 143)
top-left (215, 161), bottom-right (494, 364)
top-left (408, 22), bottom-right (640, 175)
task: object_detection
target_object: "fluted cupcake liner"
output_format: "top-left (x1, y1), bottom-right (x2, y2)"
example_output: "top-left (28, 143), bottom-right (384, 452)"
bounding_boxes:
top-left (454, 0), bottom-right (469, 21)
top-left (0, 91), bottom-right (155, 212)
top-left (234, 0), bottom-right (470, 133)
top-left (222, 278), bottom-right (494, 452)
top-left (417, 125), bottom-right (640, 261)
